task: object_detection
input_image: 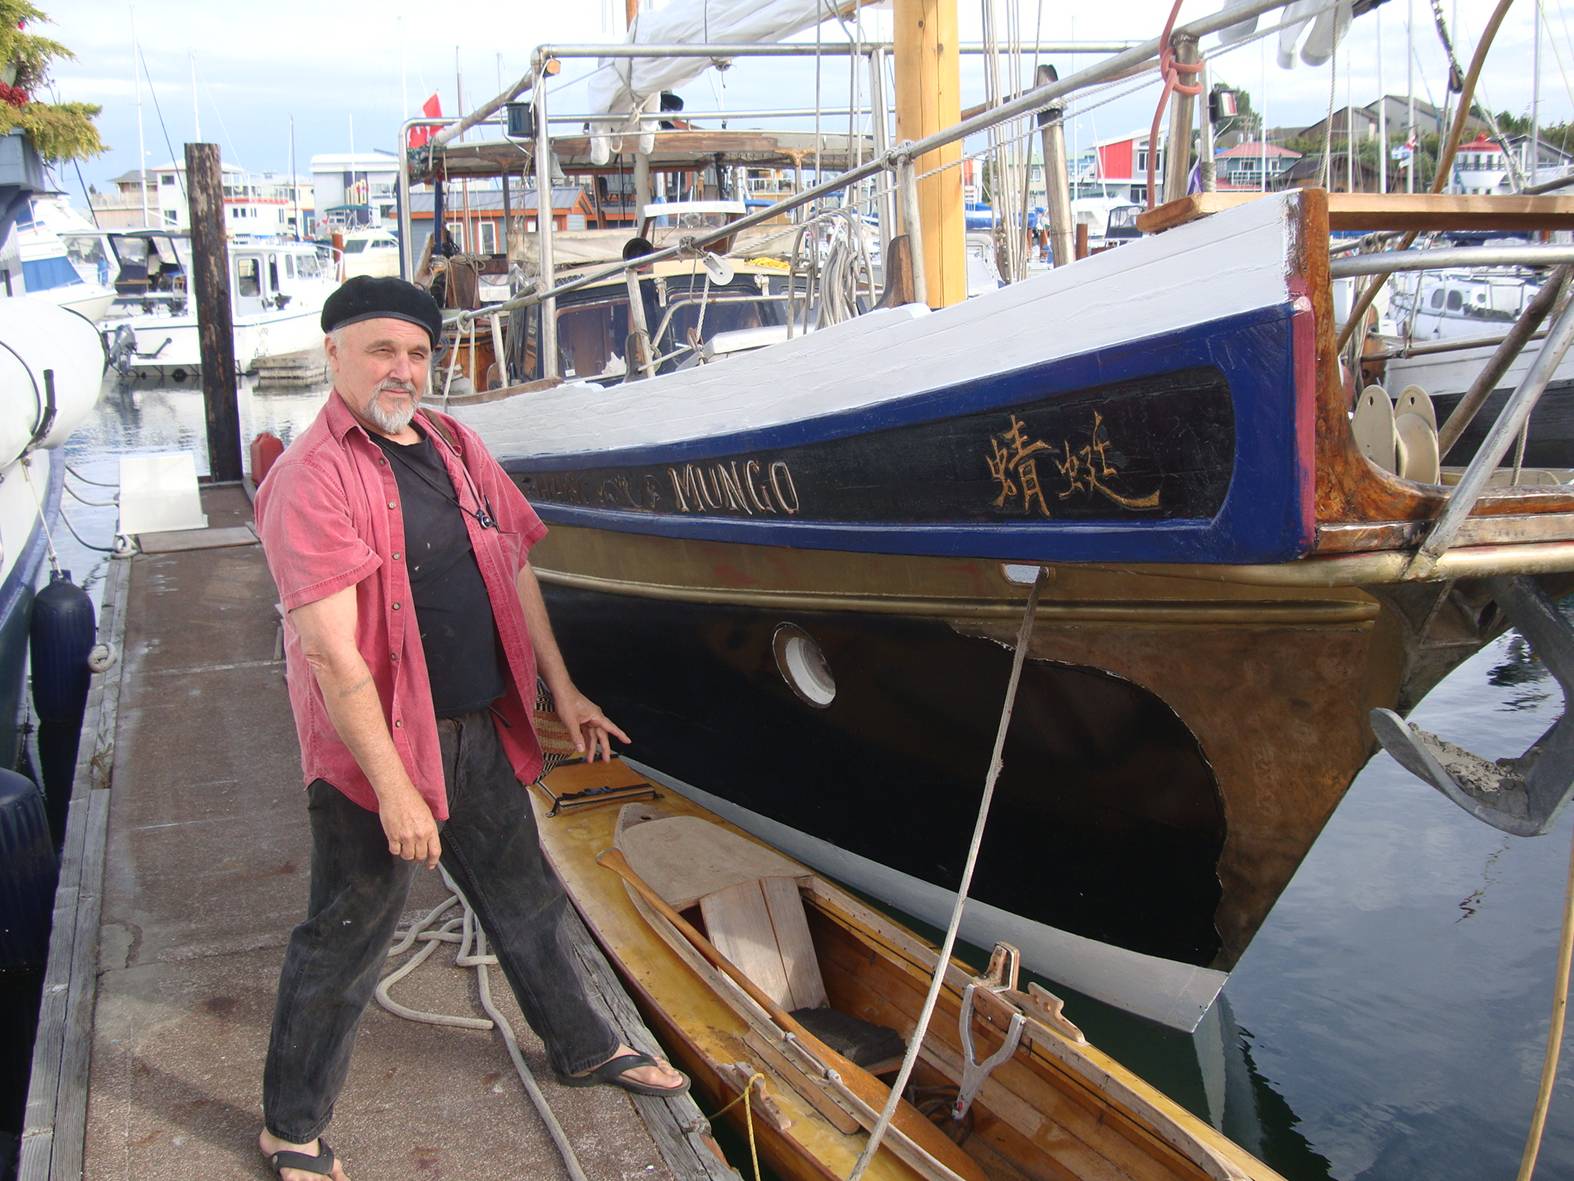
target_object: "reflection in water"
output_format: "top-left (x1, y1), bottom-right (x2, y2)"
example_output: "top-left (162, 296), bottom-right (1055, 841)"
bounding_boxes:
top-left (1224, 1024), bottom-right (1334, 1181)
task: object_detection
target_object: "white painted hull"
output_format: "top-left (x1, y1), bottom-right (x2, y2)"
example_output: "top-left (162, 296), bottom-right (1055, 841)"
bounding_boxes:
top-left (0, 301), bottom-right (105, 467)
top-left (116, 305), bottom-right (326, 373)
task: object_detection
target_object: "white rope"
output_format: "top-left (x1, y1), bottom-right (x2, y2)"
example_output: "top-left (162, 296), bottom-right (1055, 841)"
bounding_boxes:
top-left (20, 456), bottom-right (62, 577)
top-left (846, 570), bottom-right (1045, 1181)
top-left (376, 868), bottom-right (591, 1181)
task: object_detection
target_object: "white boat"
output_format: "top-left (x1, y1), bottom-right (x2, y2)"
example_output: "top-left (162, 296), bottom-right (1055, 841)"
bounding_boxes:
top-left (1378, 264), bottom-right (1574, 466)
top-left (0, 197), bottom-right (117, 322)
top-left (0, 300), bottom-right (103, 778)
top-left (103, 233), bottom-right (335, 377)
top-left (340, 227), bottom-right (401, 279)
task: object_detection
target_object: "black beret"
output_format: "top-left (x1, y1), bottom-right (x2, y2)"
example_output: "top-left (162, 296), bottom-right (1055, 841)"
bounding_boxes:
top-left (321, 275), bottom-right (443, 345)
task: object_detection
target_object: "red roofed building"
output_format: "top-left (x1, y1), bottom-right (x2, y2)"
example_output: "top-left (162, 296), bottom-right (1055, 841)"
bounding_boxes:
top-left (1213, 142), bottom-right (1302, 191)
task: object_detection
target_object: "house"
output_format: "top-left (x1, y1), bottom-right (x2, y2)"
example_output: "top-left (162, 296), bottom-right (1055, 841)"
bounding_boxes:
top-left (138, 161), bottom-right (307, 237)
top-left (311, 150), bottom-right (400, 230)
top-left (1363, 94), bottom-right (1490, 141)
top-left (88, 168), bottom-right (156, 228)
top-left (1069, 131), bottom-right (1169, 205)
top-left (1213, 142), bottom-right (1301, 190)
top-left (1448, 133), bottom-right (1511, 194)
top-left (1283, 152), bottom-right (1384, 193)
top-left (1505, 135), bottom-right (1574, 190)
top-left (1299, 105), bottom-right (1382, 149)
top-left (406, 184), bottom-right (597, 258)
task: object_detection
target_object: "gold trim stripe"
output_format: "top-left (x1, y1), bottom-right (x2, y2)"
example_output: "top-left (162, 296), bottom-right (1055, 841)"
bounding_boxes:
top-left (533, 567), bottom-right (1380, 625)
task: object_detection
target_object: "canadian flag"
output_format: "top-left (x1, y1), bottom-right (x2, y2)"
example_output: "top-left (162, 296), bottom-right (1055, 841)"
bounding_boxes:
top-left (407, 93), bottom-right (443, 149)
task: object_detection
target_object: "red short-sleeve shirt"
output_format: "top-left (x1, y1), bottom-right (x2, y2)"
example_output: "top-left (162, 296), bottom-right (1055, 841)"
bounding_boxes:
top-left (256, 390), bottom-right (549, 821)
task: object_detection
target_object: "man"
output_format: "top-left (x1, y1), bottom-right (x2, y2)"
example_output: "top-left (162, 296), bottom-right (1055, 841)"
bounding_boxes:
top-left (255, 276), bottom-right (687, 1181)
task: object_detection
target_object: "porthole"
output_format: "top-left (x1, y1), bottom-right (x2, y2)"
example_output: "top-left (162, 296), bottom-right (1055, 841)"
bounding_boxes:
top-left (772, 623), bottom-right (835, 708)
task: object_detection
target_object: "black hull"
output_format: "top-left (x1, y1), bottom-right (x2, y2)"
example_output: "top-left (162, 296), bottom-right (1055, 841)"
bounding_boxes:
top-left (546, 582), bottom-right (1228, 969)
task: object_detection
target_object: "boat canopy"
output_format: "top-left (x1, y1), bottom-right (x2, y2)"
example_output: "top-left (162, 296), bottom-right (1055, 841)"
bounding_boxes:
top-left (586, 0), bottom-right (835, 119)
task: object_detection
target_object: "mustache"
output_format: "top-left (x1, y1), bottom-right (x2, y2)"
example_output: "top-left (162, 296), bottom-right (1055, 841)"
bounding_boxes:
top-left (376, 379), bottom-right (419, 395)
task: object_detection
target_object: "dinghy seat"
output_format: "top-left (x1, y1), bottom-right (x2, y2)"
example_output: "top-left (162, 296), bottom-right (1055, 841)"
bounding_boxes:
top-left (617, 813), bottom-right (907, 1072)
top-left (700, 875), bottom-right (907, 1074)
top-left (789, 1005), bottom-right (905, 1073)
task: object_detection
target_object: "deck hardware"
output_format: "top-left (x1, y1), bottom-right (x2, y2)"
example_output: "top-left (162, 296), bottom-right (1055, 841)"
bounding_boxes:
top-left (1372, 575), bottom-right (1574, 836)
top-left (951, 981), bottom-right (1023, 1121)
top-left (546, 782), bottom-right (659, 816)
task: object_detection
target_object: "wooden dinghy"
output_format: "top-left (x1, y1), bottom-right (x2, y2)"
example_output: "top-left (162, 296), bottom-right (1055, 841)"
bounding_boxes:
top-left (534, 759), bottom-right (1285, 1181)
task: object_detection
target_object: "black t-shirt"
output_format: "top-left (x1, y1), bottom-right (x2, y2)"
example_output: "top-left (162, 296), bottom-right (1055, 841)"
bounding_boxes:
top-left (369, 427), bottom-right (506, 717)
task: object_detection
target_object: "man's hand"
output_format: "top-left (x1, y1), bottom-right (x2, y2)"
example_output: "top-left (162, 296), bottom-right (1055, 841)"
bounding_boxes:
top-left (553, 685), bottom-right (631, 763)
top-left (378, 782), bottom-right (442, 868)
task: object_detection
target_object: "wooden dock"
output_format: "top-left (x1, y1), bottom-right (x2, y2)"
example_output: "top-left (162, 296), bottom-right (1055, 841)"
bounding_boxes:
top-left (20, 484), bottom-right (736, 1181)
top-left (252, 349), bottom-right (330, 389)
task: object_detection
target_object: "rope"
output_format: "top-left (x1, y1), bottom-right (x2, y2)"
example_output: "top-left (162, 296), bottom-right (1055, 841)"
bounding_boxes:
top-left (846, 569), bottom-right (1045, 1181)
top-left (1145, 0), bottom-right (1205, 211)
top-left (708, 1070), bottom-right (766, 1181)
top-left (19, 456), bottom-right (62, 576)
top-left (375, 868), bottom-right (591, 1181)
top-left (66, 463), bottom-right (120, 488)
top-left (59, 506), bottom-right (117, 555)
top-left (64, 482), bottom-right (118, 508)
top-left (1515, 822), bottom-right (1574, 1181)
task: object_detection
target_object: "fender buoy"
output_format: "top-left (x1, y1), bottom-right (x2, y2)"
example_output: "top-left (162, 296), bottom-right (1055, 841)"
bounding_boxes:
top-left (0, 767), bottom-right (57, 970)
top-left (250, 431), bottom-right (285, 487)
top-left (29, 571), bottom-right (95, 843)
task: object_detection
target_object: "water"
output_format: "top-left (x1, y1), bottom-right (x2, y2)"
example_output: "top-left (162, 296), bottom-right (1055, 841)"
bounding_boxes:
top-left (44, 375), bottom-right (1574, 1181)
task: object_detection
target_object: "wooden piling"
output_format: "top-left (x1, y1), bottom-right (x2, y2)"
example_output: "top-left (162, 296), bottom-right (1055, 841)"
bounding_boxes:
top-left (184, 143), bottom-right (243, 484)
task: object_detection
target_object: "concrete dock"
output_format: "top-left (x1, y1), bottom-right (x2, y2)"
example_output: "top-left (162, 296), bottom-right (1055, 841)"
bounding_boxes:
top-left (22, 484), bottom-right (734, 1181)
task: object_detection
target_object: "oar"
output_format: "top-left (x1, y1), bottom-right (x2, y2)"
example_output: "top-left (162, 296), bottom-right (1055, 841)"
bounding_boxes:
top-left (595, 847), bottom-right (986, 1181)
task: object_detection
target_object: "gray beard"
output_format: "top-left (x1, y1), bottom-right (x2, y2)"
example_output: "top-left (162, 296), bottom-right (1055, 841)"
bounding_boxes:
top-left (366, 387), bottom-right (419, 434)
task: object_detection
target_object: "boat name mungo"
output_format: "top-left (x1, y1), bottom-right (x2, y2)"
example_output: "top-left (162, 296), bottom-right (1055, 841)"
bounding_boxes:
top-left (525, 457), bottom-right (802, 516)
top-left (515, 382), bottom-right (1212, 527)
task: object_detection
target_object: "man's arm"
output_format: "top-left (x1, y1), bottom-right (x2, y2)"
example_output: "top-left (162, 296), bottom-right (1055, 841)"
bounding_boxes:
top-left (291, 584), bottom-right (441, 867)
top-left (515, 560), bottom-right (630, 761)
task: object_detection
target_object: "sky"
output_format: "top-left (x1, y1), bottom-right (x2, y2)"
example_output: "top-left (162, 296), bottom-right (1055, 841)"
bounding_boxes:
top-left (40, 0), bottom-right (1574, 199)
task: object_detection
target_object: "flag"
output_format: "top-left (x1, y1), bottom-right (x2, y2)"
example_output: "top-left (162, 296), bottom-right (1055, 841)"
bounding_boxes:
top-left (407, 93), bottom-right (442, 150)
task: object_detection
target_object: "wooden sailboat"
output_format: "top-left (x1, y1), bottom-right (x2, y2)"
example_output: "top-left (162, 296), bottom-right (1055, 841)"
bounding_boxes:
top-left (535, 758), bottom-right (1287, 1181)
top-left (414, 2), bottom-right (1574, 1031)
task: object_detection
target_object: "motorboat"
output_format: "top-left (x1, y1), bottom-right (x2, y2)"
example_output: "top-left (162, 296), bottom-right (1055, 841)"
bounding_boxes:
top-left (102, 232), bottom-right (335, 378)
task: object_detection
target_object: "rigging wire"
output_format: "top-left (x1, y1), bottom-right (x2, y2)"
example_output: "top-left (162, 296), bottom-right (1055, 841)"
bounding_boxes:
top-left (139, 45), bottom-right (186, 203)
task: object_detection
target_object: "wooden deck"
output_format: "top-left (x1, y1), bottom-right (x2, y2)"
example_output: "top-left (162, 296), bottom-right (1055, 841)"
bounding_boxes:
top-left (19, 483), bottom-right (736, 1181)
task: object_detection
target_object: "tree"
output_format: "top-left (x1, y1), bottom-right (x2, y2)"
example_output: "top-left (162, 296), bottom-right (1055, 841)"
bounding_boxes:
top-left (0, 2), bottom-right (103, 162)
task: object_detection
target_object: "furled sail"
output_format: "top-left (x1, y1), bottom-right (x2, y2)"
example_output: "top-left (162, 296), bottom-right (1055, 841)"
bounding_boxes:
top-left (586, 0), bottom-right (838, 119)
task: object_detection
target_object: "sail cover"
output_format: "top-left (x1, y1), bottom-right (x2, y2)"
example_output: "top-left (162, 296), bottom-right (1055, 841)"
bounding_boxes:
top-left (586, 0), bottom-right (841, 118)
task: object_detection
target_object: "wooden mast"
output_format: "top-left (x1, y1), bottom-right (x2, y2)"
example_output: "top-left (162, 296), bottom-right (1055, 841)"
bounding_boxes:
top-left (893, 0), bottom-right (964, 309)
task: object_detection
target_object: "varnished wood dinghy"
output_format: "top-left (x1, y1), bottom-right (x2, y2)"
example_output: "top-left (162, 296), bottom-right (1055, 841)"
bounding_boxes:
top-left (535, 760), bottom-right (1285, 1181)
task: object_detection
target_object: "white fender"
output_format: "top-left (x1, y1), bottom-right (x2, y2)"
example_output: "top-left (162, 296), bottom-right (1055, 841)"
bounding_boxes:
top-left (0, 300), bottom-right (105, 466)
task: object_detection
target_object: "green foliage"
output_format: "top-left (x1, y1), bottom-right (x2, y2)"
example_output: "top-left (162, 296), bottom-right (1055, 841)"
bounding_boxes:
top-left (0, 2), bottom-right (103, 162)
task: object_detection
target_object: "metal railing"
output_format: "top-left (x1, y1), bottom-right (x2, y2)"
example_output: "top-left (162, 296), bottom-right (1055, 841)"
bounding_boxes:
top-left (397, 0), bottom-right (1298, 376)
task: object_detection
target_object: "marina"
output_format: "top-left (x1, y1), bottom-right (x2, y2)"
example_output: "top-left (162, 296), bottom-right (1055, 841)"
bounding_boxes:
top-left (15, 373), bottom-right (1574, 1179)
top-left (8, 1), bottom-right (1574, 1179)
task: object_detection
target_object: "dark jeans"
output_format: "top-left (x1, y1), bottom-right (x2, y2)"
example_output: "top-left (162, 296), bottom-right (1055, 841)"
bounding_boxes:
top-left (262, 710), bottom-right (619, 1143)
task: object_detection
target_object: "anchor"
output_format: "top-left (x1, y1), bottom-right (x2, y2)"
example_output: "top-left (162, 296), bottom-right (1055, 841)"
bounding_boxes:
top-left (1371, 575), bottom-right (1574, 837)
